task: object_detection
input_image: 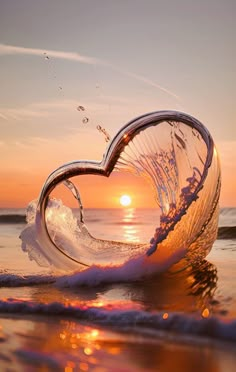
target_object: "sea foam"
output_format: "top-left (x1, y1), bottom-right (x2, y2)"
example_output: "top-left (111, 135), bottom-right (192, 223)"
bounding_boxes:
top-left (56, 248), bottom-right (186, 287)
top-left (0, 298), bottom-right (235, 343)
top-left (0, 247), bottom-right (186, 288)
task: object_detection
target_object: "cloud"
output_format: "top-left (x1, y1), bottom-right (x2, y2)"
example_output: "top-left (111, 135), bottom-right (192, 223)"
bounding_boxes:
top-left (0, 43), bottom-right (179, 100)
top-left (0, 43), bottom-right (101, 65)
top-left (0, 96), bottom-right (135, 122)
top-left (0, 99), bottom-right (81, 121)
top-left (0, 112), bottom-right (8, 120)
top-left (0, 107), bottom-right (51, 121)
top-left (111, 68), bottom-right (180, 100)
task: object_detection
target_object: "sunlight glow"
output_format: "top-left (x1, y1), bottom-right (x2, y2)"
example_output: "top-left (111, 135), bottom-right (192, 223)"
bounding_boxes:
top-left (119, 194), bottom-right (132, 207)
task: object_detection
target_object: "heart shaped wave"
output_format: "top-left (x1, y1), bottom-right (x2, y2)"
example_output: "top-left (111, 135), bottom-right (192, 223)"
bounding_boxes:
top-left (20, 111), bottom-right (221, 274)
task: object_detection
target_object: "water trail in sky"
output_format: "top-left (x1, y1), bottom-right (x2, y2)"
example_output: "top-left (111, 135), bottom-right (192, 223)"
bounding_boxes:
top-left (0, 43), bottom-right (180, 101)
top-left (109, 66), bottom-right (180, 101)
top-left (20, 111), bottom-right (221, 277)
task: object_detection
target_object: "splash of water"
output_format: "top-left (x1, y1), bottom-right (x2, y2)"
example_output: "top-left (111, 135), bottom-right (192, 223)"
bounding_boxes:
top-left (96, 125), bottom-right (110, 142)
top-left (82, 117), bottom-right (89, 124)
top-left (43, 52), bottom-right (50, 60)
top-left (77, 105), bottom-right (85, 112)
top-left (20, 111), bottom-right (221, 276)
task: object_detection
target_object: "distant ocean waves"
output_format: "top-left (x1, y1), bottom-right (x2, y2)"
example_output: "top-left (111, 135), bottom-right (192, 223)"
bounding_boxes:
top-left (0, 214), bottom-right (26, 224)
top-left (0, 298), bottom-right (235, 343)
top-left (217, 226), bottom-right (236, 239)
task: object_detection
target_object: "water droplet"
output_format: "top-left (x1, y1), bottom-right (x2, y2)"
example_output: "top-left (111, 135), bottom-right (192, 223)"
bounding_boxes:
top-left (105, 133), bottom-right (111, 142)
top-left (77, 106), bottom-right (85, 112)
top-left (201, 308), bottom-right (210, 318)
top-left (43, 53), bottom-right (50, 60)
top-left (82, 117), bottom-right (89, 124)
top-left (96, 125), bottom-right (110, 142)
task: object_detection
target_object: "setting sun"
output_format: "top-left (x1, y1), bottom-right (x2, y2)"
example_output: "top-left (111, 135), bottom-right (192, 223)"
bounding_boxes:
top-left (119, 194), bottom-right (132, 207)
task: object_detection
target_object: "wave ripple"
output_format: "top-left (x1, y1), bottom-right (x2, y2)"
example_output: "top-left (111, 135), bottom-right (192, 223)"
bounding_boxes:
top-left (0, 299), bottom-right (235, 343)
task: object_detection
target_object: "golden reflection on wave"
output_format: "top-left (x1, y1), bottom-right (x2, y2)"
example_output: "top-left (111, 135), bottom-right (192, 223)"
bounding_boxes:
top-left (122, 260), bottom-right (218, 316)
top-left (122, 208), bottom-right (135, 222)
top-left (55, 321), bottom-right (126, 371)
top-left (2, 314), bottom-right (228, 372)
top-left (122, 208), bottom-right (140, 242)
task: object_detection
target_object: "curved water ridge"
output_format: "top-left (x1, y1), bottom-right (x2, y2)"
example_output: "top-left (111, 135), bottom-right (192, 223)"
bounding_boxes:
top-left (0, 299), bottom-right (235, 343)
top-left (20, 111), bottom-right (221, 273)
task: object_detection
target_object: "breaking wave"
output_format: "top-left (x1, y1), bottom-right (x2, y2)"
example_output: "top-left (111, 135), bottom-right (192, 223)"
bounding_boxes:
top-left (0, 299), bottom-right (235, 343)
top-left (20, 111), bottom-right (221, 276)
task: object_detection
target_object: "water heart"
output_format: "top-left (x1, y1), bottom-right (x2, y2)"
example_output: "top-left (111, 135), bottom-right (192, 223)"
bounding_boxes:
top-left (21, 110), bottom-right (221, 273)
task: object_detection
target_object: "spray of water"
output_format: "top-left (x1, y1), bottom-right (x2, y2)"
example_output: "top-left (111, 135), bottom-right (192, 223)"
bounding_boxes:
top-left (20, 111), bottom-right (220, 275)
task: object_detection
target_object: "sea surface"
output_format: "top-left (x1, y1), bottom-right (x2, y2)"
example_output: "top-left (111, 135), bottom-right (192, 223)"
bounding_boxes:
top-left (0, 207), bottom-right (236, 371)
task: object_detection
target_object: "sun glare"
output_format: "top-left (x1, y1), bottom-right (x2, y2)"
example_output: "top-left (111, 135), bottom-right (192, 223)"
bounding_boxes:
top-left (119, 194), bottom-right (132, 207)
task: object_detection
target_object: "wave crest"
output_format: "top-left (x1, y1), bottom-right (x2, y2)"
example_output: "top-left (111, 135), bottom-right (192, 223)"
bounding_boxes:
top-left (20, 111), bottom-right (221, 274)
top-left (0, 299), bottom-right (235, 343)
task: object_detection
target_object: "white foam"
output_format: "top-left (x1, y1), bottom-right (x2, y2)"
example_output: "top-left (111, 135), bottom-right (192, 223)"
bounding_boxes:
top-left (57, 248), bottom-right (186, 287)
top-left (0, 299), bottom-right (235, 343)
top-left (0, 247), bottom-right (185, 288)
top-left (0, 273), bottom-right (56, 287)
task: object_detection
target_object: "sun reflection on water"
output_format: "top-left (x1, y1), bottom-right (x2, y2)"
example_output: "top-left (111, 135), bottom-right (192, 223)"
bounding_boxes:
top-left (122, 208), bottom-right (140, 242)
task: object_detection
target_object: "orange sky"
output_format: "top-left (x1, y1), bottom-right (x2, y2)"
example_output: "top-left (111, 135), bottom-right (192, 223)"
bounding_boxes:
top-left (0, 111), bottom-right (235, 209)
top-left (0, 1), bottom-right (235, 208)
top-left (0, 151), bottom-right (235, 209)
top-left (0, 169), bottom-right (156, 209)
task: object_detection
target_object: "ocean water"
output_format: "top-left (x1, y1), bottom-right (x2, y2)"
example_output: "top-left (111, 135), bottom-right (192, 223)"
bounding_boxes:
top-left (0, 207), bottom-right (236, 371)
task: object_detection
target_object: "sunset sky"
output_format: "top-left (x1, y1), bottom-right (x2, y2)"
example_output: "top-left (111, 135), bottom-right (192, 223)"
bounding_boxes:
top-left (0, 0), bottom-right (235, 208)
